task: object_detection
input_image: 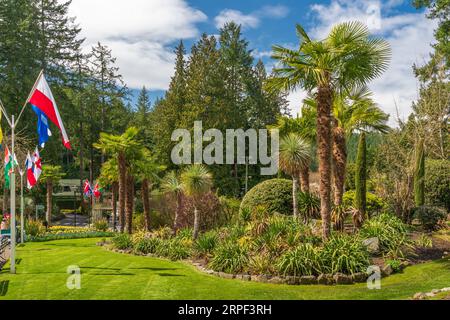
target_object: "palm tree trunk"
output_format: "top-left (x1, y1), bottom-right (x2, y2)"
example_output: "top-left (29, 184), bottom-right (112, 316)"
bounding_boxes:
top-left (111, 182), bottom-right (118, 231)
top-left (299, 165), bottom-right (310, 193)
top-left (292, 177), bottom-right (299, 218)
top-left (125, 170), bottom-right (134, 234)
top-left (193, 206), bottom-right (200, 240)
top-left (118, 152), bottom-right (126, 233)
top-left (142, 178), bottom-right (151, 232)
top-left (332, 125), bottom-right (347, 207)
top-left (46, 180), bottom-right (53, 227)
top-left (173, 193), bottom-right (182, 233)
top-left (317, 84), bottom-right (333, 239)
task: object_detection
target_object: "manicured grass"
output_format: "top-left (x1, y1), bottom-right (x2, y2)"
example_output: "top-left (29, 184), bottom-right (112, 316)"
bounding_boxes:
top-left (0, 238), bottom-right (449, 300)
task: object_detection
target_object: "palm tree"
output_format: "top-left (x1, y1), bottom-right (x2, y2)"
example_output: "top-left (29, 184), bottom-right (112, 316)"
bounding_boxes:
top-left (94, 127), bottom-right (141, 233)
top-left (278, 133), bottom-right (311, 219)
top-left (180, 165), bottom-right (213, 240)
top-left (162, 171), bottom-right (184, 233)
top-left (99, 159), bottom-right (119, 231)
top-left (304, 87), bottom-right (389, 208)
top-left (268, 22), bottom-right (391, 238)
top-left (136, 150), bottom-right (165, 231)
top-left (41, 165), bottom-right (65, 227)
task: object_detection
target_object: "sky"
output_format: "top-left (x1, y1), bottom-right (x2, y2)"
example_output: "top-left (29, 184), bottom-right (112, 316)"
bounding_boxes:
top-left (67, 0), bottom-right (436, 126)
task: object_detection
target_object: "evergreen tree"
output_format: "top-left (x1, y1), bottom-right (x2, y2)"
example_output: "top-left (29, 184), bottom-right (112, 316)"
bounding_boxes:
top-left (354, 132), bottom-right (367, 228)
top-left (135, 86), bottom-right (152, 146)
top-left (32, 0), bottom-right (84, 79)
top-left (414, 139), bottom-right (425, 206)
top-left (150, 41), bottom-right (187, 167)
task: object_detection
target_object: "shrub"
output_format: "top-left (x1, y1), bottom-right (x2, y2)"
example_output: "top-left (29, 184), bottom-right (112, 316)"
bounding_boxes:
top-left (208, 241), bottom-right (249, 274)
top-left (343, 190), bottom-right (388, 216)
top-left (297, 192), bottom-right (320, 220)
top-left (386, 259), bottom-right (402, 273)
top-left (413, 206), bottom-right (447, 231)
top-left (360, 213), bottom-right (411, 257)
top-left (321, 234), bottom-right (370, 275)
top-left (425, 159), bottom-right (450, 211)
top-left (194, 231), bottom-right (218, 257)
top-left (249, 252), bottom-right (276, 275)
top-left (175, 228), bottom-right (193, 240)
top-left (276, 243), bottom-right (323, 276)
top-left (134, 237), bottom-right (161, 255)
top-left (219, 196), bottom-right (241, 226)
top-left (415, 233), bottom-right (433, 248)
top-left (25, 219), bottom-right (45, 237)
top-left (94, 218), bottom-right (109, 232)
top-left (153, 226), bottom-right (173, 239)
top-left (240, 179), bottom-right (293, 216)
top-left (112, 233), bottom-right (133, 250)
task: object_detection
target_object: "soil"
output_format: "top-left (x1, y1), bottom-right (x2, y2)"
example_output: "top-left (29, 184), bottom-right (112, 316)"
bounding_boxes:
top-left (408, 231), bottom-right (450, 263)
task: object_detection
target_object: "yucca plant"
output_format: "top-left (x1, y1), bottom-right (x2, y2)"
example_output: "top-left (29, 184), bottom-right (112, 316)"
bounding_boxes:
top-left (297, 191), bottom-right (320, 222)
top-left (180, 165), bottom-right (213, 240)
top-left (278, 133), bottom-right (312, 219)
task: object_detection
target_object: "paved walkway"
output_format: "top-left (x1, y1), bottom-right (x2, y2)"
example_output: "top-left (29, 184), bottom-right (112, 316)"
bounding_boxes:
top-left (54, 214), bottom-right (89, 227)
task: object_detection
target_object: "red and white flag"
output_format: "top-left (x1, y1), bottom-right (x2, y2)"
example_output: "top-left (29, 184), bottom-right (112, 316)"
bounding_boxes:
top-left (33, 147), bottom-right (42, 181)
top-left (28, 73), bottom-right (71, 149)
top-left (26, 152), bottom-right (37, 189)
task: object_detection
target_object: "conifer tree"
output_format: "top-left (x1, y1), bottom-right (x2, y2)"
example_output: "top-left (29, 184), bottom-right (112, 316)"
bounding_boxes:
top-left (414, 139), bottom-right (425, 206)
top-left (354, 132), bottom-right (367, 228)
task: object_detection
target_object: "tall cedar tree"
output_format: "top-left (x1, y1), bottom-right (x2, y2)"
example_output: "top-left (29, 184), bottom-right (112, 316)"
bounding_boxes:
top-left (354, 132), bottom-right (367, 228)
top-left (414, 139), bottom-right (425, 206)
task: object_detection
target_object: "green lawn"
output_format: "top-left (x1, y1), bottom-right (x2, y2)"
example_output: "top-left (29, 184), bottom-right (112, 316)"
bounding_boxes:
top-left (0, 238), bottom-right (449, 300)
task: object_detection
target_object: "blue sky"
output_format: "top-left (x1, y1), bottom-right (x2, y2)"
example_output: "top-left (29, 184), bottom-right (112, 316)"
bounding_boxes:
top-left (68, 0), bottom-right (436, 125)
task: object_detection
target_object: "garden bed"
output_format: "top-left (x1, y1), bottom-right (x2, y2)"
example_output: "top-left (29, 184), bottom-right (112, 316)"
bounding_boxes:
top-left (106, 212), bottom-right (448, 285)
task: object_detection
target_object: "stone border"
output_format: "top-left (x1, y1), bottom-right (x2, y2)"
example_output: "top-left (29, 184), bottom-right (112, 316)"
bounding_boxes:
top-left (191, 261), bottom-right (369, 285)
top-left (413, 287), bottom-right (450, 300)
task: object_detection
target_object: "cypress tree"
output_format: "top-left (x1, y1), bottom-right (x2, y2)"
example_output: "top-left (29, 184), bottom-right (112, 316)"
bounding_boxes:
top-left (414, 139), bottom-right (425, 206)
top-left (354, 132), bottom-right (367, 227)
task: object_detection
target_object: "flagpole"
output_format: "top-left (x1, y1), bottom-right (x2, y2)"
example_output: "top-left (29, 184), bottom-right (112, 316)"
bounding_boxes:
top-left (20, 169), bottom-right (24, 244)
top-left (10, 114), bottom-right (16, 274)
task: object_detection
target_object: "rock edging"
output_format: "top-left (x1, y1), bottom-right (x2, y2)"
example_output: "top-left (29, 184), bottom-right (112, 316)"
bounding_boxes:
top-left (191, 261), bottom-right (369, 285)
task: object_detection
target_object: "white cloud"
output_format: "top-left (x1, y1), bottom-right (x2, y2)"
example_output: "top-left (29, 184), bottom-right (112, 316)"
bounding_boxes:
top-left (214, 9), bottom-right (260, 29)
top-left (68, 0), bottom-right (207, 90)
top-left (214, 5), bottom-right (289, 29)
top-left (285, 0), bottom-right (436, 125)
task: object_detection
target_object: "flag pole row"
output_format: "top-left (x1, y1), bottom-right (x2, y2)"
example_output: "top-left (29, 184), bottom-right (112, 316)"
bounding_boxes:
top-left (0, 70), bottom-right (71, 274)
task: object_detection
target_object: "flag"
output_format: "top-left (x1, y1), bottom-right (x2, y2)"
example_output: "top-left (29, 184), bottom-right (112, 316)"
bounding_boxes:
top-left (4, 146), bottom-right (12, 189)
top-left (93, 183), bottom-right (102, 199)
top-left (28, 73), bottom-right (71, 149)
top-left (83, 180), bottom-right (92, 197)
top-left (26, 152), bottom-right (37, 189)
top-left (32, 147), bottom-right (42, 181)
top-left (32, 106), bottom-right (52, 148)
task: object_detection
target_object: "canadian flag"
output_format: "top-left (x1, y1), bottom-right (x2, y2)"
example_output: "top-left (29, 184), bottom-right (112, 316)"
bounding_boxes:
top-left (28, 73), bottom-right (71, 149)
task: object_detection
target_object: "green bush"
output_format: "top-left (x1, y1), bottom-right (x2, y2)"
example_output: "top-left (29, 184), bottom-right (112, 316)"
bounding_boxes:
top-left (208, 241), bottom-right (249, 274)
top-left (343, 190), bottom-right (388, 215)
top-left (112, 233), bottom-right (133, 250)
top-left (194, 231), bottom-right (218, 257)
top-left (134, 237), bottom-right (162, 255)
top-left (93, 218), bottom-right (109, 232)
top-left (240, 179), bottom-right (293, 216)
top-left (360, 213), bottom-right (411, 257)
top-left (297, 192), bottom-right (320, 220)
top-left (425, 159), bottom-right (450, 211)
top-left (413, 206), bottom-right (447, 231)
top-left (321, 234), bottom-right (370, 275)
top-left (386, 259), bottom-right (402, 273)
top-left (276, 243), bottom-right (323, 276)
top-left (25, 219), bottom-right (45, 237)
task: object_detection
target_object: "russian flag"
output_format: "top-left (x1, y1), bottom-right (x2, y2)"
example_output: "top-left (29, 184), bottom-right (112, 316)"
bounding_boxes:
top-left (28, 73), bottom-right (71, 149)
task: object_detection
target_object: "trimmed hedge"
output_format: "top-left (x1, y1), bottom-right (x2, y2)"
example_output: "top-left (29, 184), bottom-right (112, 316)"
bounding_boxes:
top-left (240, 179), bottom-right (293, 216)
top-left (425, 159), bottom-right (450, 211)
